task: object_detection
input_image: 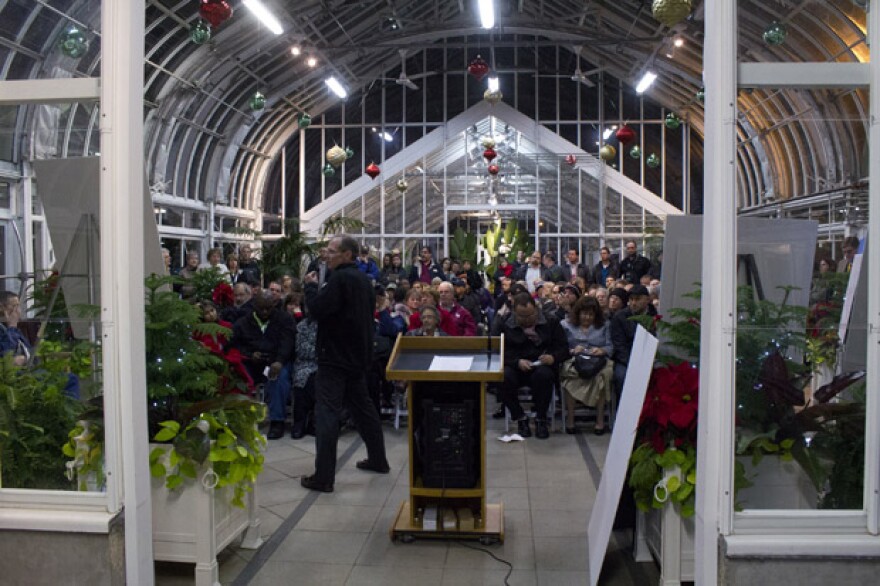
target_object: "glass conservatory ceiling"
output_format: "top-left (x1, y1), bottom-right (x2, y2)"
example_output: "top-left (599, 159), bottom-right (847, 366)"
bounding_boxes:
top-left (0, 0), bottom-right (871, 214)
top-left (301, 101), bottom-right (678, 236)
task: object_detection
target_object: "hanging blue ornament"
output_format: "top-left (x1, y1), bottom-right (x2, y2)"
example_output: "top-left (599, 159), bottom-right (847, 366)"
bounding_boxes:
top-left (763, 21), bottom-right (788, 46)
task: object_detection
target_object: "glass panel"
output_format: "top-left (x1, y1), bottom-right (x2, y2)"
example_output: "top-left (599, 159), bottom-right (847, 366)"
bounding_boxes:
top-left (0, 106), bottom-right (16, 161)
top-left (0, 181), bottom-right (9, 208)
top-left (1, 153), bottom-right (103, 494)
top-left (738, 0), bottom-right (867, 64)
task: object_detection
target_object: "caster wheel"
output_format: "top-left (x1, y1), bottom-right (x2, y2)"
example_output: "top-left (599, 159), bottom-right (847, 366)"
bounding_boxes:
top-left (399, 533), bottom-right (415, 543)
top-left (479, 536), bottom-right (495, 546)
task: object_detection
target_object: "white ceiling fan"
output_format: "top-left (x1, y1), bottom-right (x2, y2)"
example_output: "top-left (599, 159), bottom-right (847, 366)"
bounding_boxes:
top-left (378, 49), bottom-right (437, 91)
top-left (537, 45), bottom-right (603, 88)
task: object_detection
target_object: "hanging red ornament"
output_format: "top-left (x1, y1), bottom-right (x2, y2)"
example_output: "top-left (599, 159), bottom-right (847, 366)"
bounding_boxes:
top-left (488, 164), bottom-right (499, 176)
top-left (483, 148), bottom-right (497, 162)
top-left (468, 55), bottom-right (490, 81)
top-left (615, 125), bottom-right (636, 145)
top-left (365, 162), bottom-right (381, 179)
top-left (199, 0), bottom-right (233, 28)
top-left (565, 154), bottom-right (577, 166)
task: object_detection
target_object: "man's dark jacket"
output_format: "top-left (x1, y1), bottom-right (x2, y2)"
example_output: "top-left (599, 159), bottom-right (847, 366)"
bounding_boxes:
top-left (610, 307), bottom-right (638, 366)
top-left (592, 260), bottom-right (620, 285)
top-left (304, 262), bottom-right (375, 372)
top-left (228, 307), bottom-right (295, 367)
top-left (499, 311), bottom-right (569, 369)
top-left (619, 254), bottom-right (652, 284)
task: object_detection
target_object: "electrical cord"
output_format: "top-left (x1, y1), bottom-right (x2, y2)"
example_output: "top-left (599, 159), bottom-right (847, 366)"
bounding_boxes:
top-left (455, 540), bottom-right (513, 586)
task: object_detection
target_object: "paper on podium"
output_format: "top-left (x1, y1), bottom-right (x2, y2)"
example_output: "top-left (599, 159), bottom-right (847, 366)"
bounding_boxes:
top-left (429, 355), bottom-right (474, 371)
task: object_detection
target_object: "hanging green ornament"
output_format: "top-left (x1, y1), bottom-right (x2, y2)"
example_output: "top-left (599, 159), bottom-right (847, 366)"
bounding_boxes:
top-left (345, 146), bottom-right (354, 160)
top-left (665, 112), bottom-right (681, 130)
top-left (249, 91), bottom-right (266, 111)
top-left (322, 163), bottom-right (336, 177)
top-left (763, 21), bottom-right (787, 46)
top-left (629, 145), bottom-right (641, 159)
top-left (58, 27), bottom-right (89, 58)
top-left (695, 87), bottom-right (705, 103)
top-left (189, 19), bottom-right (212, 45)
top-left (298, 113), bottom-right (312, 129)
top-left (646, 153), bottom-right (661, 168)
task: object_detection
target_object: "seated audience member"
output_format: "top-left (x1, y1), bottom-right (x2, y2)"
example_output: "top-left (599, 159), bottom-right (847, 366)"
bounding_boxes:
top-left (227, 293), bottom-right (295, 439)
top-left (639, 274), bottom-right (652, 287)
top-left (491, 282), bottom-right (529, 336)
top-left (493, 256), bottom-right (515, 291)
top-left (453, 277), bottom-right (482, 325)
top-left (608, 287), bottom-right (628, 317)
top-left (605, 275), bottom-right (617, 290)
top-left (494, 276), bottom-right (513, 310)
top-left (196, 300), bottom-right (254, 394)
top-left (498, 293), bottom-right (569, 440)
top-left (554, 283), bottom-right (581, 321)
top-left (517, 251), bottom-right (545, 293)
top-left (437, 281), bottom-right (476, 336)
top-left (356, 245), bottom-right (380, 282)
top-left (291, 300), bottom-right (318, 439)
top-left (559, 296), bottom-right (613, 435)
top-left (227, 254), bottom-right (246, 285)
top-left (610, 284), bottom-right (654, 403)
top-left (594, 287), bottom-right (610, 317)
top-left (406, 305), bottom-right (447, 337)
top-left (284, 292), bottom-right (305, 323)
top-left (380, 252), bottom-right (406, 285)
top-left (266, 281), bottom-right (285, 305)
top-left (541, 252), bottom-right (565, 284)
top-left (221, 282), bottom-right (254, 324)
top-left (370, 286), bottom-right (406, 412)
top-left (1, 290), bottom-right (80, 398)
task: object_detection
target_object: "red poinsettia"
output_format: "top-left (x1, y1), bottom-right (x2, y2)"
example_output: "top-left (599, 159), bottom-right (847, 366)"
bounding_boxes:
top-left (639, 361), bottom-right (700, 453)
top-left (212, 282), bottom-right (234, 307)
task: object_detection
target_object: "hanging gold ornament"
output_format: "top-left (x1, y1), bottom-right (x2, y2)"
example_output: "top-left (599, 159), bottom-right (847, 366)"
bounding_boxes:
top-left (396, 178), bottom-right (408, 193)
top-left (599, 145), bottom-right (617, 162)
top-left (483, 88), bottom-right (503, 105)
top-left (326, 145), bottom-right (347, 167)
top-left (651, 0), bottom-right (692, 28)
top-left (480, 136), bottom-right (496, 149)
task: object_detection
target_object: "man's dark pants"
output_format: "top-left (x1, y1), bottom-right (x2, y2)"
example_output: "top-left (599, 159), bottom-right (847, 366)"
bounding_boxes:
top-left (313, 365), bottom-right (388, 484)
top-left (499, 364), bottom-right (555, 420)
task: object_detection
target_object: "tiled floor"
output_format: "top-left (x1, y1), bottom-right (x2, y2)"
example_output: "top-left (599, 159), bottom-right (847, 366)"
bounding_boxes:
top-left (156, 408), bottom-right (660, 585)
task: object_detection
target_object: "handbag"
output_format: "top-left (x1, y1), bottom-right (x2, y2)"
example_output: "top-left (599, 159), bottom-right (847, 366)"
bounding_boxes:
top-left (573, 352), bottom-right (607, 379)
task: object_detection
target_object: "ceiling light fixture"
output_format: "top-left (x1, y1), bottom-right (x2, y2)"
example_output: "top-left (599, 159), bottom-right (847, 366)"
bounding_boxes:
top-left (674, 36), bottom-right (684, 48)
top-left (478, 0), bottom-right (495, 29)
top-left (635, 71), bottom-right (657, 94)
top-left (487, 76), bottom-right (499, 92)
top-left (306, 56), bottom-right (317, 67)
top-left (242, 0), bottom-right (284, 35)
top-left (325, 76), bottom-right (348, 99)
top-left (290, 46), bottom-right (301, 56)
top-left (382, 131), bottom-right (394, 142)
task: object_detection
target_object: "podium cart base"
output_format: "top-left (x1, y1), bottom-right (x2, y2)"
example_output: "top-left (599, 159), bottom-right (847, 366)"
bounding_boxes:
top-left (390, 501), bottom-right (504, 545)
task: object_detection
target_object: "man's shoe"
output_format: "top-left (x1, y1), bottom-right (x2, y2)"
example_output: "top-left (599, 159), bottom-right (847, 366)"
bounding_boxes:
top-left (492, 405), bottom-right (506, 419)
top-left (517, 418), bottom-right (532, 438)
top-left (301, 475), bottom-right (333, 493)
top-left (356, 459), bottom-right (390, 474)
top-left (267, 421), bottom-right (285, 440)
top-left (290, 421), bottom-right (306, 439)
top-left (535, 419), bottom-right (550, 439)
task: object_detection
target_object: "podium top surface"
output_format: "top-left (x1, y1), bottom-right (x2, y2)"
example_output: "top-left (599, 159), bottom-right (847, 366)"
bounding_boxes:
top-left (385, 335), bottom-right (504, 382)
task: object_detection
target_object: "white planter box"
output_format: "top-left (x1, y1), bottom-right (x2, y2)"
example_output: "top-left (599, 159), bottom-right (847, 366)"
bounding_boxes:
top-left (150, 444), bottom-right (263, 586)
top-left (634, 505), bottom-right (695, 586)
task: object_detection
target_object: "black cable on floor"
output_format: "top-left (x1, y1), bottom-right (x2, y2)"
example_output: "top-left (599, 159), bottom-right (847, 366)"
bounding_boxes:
top-left (455, 540), bottom-right (513, 586)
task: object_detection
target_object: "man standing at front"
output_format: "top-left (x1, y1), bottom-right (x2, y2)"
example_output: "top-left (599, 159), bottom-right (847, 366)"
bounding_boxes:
top-left (302, 235), bottom-right (390, 492)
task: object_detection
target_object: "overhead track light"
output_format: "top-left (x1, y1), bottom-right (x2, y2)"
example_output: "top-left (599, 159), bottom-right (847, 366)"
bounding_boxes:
top-left (487, 76), bottom-right (499, 92)
top-left (635, 71), bottom-right (657, 94)
top-left (478, 0), bottom-right (495, 29)
top-left (325, 76), bottom-right (348, 99)
top-left (243, 0), bottom-right (284, 35)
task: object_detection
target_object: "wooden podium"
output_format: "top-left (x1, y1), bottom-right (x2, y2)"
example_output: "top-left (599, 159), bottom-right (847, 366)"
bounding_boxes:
top-left (385, 334), bottom-right (505, 544)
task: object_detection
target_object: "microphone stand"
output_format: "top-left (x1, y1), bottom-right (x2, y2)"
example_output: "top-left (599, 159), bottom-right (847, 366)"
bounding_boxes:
top-left (482, 308), bottom-right (492, 367)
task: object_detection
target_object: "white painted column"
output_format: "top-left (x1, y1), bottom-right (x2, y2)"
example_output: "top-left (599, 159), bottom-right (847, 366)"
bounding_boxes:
top-left (865, 0), bottom-right (880, 536)
top-left (695, 1), bottom-right (738, 584)
top-left (100, 1), bottom-right (153, 583)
